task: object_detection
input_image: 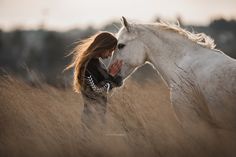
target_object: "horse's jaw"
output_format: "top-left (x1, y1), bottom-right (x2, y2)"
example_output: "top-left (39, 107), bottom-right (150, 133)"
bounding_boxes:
top-left (118, 63), bottom-right (137, 82)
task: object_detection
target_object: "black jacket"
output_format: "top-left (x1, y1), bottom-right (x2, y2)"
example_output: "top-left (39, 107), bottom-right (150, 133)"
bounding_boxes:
top-left (82, 58), bottom-right (122, 99)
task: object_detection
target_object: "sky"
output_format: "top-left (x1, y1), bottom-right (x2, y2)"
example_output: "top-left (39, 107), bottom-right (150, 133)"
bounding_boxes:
top-left (0, 0), bottom-right (236, 31)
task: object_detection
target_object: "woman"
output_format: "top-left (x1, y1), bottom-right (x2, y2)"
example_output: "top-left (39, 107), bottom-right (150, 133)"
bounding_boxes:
top-left (66, 31), bottom-right (123, 129)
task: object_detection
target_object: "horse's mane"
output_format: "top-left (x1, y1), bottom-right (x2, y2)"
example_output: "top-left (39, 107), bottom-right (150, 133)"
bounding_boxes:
top-left (147, 21), bottom-right (216, 50)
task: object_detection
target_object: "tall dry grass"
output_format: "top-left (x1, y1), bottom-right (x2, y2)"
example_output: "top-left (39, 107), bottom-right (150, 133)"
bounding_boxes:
top-left (0, 76), bottom-right (236, 157)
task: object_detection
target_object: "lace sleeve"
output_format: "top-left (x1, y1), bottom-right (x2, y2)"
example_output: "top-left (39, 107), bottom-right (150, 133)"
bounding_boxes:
top-left (85, 75), bottom-right (111, 93)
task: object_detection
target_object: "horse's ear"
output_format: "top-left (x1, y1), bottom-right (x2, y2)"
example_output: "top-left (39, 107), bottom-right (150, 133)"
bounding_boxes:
top-left (121, 16), bottom-right (130, 32)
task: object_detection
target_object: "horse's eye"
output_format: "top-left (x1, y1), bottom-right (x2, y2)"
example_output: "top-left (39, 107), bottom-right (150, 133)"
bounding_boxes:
top-left (117, 43), bottom-right (125, 50)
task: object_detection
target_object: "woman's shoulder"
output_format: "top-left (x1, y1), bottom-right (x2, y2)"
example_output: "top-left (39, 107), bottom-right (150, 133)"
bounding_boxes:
top-left (87, 58), bottom-right (99, 68)
top-left (85, 58), bottom-right (100, 75)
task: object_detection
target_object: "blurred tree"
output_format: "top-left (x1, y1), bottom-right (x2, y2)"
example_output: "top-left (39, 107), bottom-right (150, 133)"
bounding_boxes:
top-left (210, 18), bottom-right (236, 32)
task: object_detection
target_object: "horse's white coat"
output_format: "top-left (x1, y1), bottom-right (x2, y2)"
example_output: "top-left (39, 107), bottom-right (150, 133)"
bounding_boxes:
top-left (111, 19), bottom-right (236, 128)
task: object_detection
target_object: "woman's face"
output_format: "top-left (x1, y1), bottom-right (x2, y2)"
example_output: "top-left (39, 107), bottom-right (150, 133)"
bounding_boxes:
top-left (99, 48), bottom-right (114, 59)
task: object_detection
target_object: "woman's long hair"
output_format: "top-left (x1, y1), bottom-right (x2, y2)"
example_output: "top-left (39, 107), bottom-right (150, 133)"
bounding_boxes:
top-left (65, 31), bottom-right (117, 93)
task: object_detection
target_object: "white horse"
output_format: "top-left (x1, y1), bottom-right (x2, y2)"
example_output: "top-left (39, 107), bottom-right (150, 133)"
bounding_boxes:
top-left (111, 17), bottom-right (236, 129)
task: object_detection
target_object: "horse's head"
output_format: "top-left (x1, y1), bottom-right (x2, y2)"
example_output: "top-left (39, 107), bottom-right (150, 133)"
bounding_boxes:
top-left (111, 17), bottom-right (147, 81)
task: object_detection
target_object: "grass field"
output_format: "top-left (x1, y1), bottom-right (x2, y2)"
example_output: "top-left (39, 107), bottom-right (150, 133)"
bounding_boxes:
top-left (0, 75), bottom-right (235, 157)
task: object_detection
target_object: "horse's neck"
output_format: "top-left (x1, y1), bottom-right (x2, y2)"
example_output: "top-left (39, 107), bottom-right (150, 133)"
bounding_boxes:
top-left (143, 28), bottom-right (207, 87)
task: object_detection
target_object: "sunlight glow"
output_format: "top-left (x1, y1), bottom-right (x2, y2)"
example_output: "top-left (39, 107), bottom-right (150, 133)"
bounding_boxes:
top-left (0, 0), bottom-right (236, 30)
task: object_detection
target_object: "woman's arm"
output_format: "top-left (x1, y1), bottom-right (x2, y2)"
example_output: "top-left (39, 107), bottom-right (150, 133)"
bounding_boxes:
top-left (84, 58), bottom-right (122, 93)
top-left (108, 74), bottom-right (123, 87)
top-left (85, 75), bottom-right (111, 93)
top-left (107, 60), bottom-right (123, 87)
top-left (97, 59), bottom-right (123, 88)
top-left (108, 60), bottom-right (123, 77)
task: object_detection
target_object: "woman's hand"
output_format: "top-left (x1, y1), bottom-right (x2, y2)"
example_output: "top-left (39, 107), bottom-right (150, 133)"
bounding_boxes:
top-left (108, 60), bottom-right (123, 77)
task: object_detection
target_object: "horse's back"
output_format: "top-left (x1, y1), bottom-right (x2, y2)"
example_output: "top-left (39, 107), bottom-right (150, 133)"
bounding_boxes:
top-left (193, 50), bottom-right (236, 94)
top-left (172, 50), bottom-right (236, 129)
top-left (197, 52), bottom-right (236, 129)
